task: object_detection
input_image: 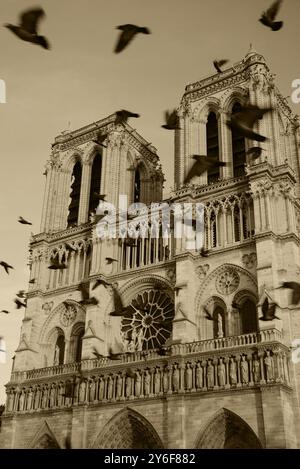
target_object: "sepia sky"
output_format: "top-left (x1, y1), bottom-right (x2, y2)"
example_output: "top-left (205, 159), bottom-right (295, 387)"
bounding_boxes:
top-left (0, 0), bottom-right (299, 404)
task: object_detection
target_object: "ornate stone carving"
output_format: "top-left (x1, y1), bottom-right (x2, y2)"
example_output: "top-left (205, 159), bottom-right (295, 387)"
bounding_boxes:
top-left (42, 302), bottom-right (54, 314)
top-left (196, 264), bottom-right (210, 279)
top-left (216, 268), bottom-right (240, 295)
top-left (60, 303), bottom-right (77, 327)
top-left (242, 253), bottom-right (257, 269)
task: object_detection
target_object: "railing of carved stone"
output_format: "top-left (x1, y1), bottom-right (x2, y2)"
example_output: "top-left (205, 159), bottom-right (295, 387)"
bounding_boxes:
top-left (5, 342), bottom-right (291, 415)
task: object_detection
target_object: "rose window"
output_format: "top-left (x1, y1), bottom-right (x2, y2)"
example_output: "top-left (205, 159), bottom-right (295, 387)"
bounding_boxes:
top-left (121, 289), bottom-right (174, 351)
top-left (216, 269), bottom-right (240, 295)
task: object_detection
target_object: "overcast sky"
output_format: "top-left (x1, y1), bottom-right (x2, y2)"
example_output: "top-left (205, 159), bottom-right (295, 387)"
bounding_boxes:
top-left (0, 0), bottom-right (299, 404)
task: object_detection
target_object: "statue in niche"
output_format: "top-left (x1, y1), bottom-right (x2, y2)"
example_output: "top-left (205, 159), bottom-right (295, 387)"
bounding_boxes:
top-left (241, 356), bottom-right (249, 384)
top-left (49, 384), bottom-right (56, 408)
top-left (196, 363), bottom-right (203, 389)
top-left (229, 358), bottom-right (237, 385)
top-left (144, 370), bottom-right (150, 396)
top-left (57, 384), bottom-right (63, 407)
top-left (136, 328), bottom-right (144, 352)
top-left (89, 379), bottom-right (96, 402)
top-left (116, 374), bottom-right (123, 399)
top-left (7, 389), bottom-right (14, 412)
top-left (264, 351), bottom-right (274, 381)
top-left (154, 369), bottom-right (161, 394)
top-left (18, 390), bottom-right (25, 411)
top-left (53, 344), bottom-right (60, 366)
top-left (107, 376), bottom-right (114, 400)
top-left (217, 313), bottom-right (224, 338)
top-left (163, 368), bottom-right (169, 393)
top-left (135, 371), bottom-right (141, 397)
top-left (185, 363), bottom-right (192, 390)
top-left (79, 380), bottom-right (86, 403)
top-left (207, 360), bottom-right (214, 388)
top-left (217, 358), bottom-right (226, 387)
top-left (41, 386), bottom-right (48, 409)
top-left (173, 364), bottom-right (180, 392)
top-left (125, 375), bottom-right (132, 398)
top-left (98, 377), bottom-right (105, 400)
top-left (252, 355), bottom-right (260, 383)
top-left (26, 388), bottom-right (33, 411)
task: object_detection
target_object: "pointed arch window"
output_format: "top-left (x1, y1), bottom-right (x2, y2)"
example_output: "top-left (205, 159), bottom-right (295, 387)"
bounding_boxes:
top-left (54, 334), bottom-right (65, 366)
top-left (88, 153), bottom-right (102, 214)
top-left (240, 299), bottom-right (257, 334)
top-left (206, 112), bottom-right (220, 184)
top-left (231, 102), bottom-right (246, 177)
top-left (134, 167), bottom-right (141, 203)
top-left (67, 161), bottom-right (82, 227)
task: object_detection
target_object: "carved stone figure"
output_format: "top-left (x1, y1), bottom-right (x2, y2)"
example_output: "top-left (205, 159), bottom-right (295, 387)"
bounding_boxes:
top-left (229, 358), bottom-right (237, 385)
top-left (217, 358), bottom-right (226, 387)
top-left (79, 380), bottom-right (86, 403)
top-left (7, 389), bottom-right (14, 412)
top-left (18, 390), bottom-right (25, 411)
top-left (49, 384), bottom-right (56, 408)
top-left (264, 351), bottom-right (274, 381)
top-left (172, 365), bottom-right (180, 392)
top-left (241, 356), bottom-right (249, 384)
top-left (252, 356), bottom-right (260, 383)
top-left (125, 376), bottom-right (132, 398)
top-left (98, 377), bottom-right (105, 400)
top-left (185, 363), bottom-right (192, 390)
top-left (57, 384), bottom-right (63, 407)
top-left (53, 344), bottom-right (60, 366)
top-left (107, 376), bottom-right (113, 400)
top-left (207, 361), bottom-right (214, 388)
top-left (163, 368), bottom-right (169, 392)
top-left (116, 374), bottom-right (123, 399)
top-left (136, 328), bottom-right (144, 352)
top-left (89, 379), bottom-right (96, 402)
top-left (144, 371), bottom-right (150, 396)
top-left (217, 313), bottom-right (224, 338)
top-left (41, 386), bottom-right (48, 409)
top-left (154, 369), bottom-right (161, 394)
top-left (135, 371), bottom-right (141, 397)
top-left (196, 363), bottom-right (203, 389)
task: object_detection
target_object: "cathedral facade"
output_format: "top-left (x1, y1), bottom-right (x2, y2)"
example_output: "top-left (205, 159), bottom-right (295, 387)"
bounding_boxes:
top-left (1, 49), bottom-right (300, 449)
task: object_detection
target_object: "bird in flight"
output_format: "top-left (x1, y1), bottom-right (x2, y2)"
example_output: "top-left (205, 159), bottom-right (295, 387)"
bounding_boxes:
top-left (200, 247), bottom-right (209, 257)
top-left (0, 261), bottom-right (14, 274)
top-left (5, 7), bottom-right (50, 49)
top-left (93, 192), bottom-right (107, 201)
top-left (277, 282), bottom-right (300, 306)
top-left (18, 216), bottom-right (32, 225)
top-left (161, 110), bottom-right (181, 130)
top-left (184, 155), bottom-right (226, 184)
top-left (92, 277), bottom-right (111, 291)
top-left (1, 310), bottom-right (10, 314)
top-left (16, 290), bottom-right (26, 299)
top-left (226, 104), bottom-right (273, 142)
top-left (29, 279), bottom-right (36, 284)
top-left (92, 131), bottom-right (107, 148)
top-left (259, 0), bottom-right (283, 31)
top-left (115, 109), bottom-right (140, 125)
top-left (48, 258), bottom-right (67, 270)
top-left (246, 146), bottom-right (266, 161)
top-left (105, 257), bottom-right (118, 265)
top-left (203, 306), bottom-right (213, 321)
top-left (65, 243), bottom-right (77, 253)
top-left (259, 297), bottom-right (280, 321)
top-left (77, 281), bottom-right (98, 306)
top-left (15, 298), bottom-right (27, 309)
top-left (213, 59), bottom-right (229, 73)
top-left (114, 24), bottom-right (151, 54)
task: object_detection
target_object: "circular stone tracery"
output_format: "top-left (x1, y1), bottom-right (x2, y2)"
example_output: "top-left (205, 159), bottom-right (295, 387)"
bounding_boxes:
top-left (121, 289), bottom-right (174, 351)
top-left (216, 268), bottom-right (240, 295)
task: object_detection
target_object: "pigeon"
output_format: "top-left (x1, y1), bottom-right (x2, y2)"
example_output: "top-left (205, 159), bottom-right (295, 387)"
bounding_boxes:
top-left (14, 298), bottom-right (26, 309)
top-left (92, 278), bottom-right (111, 291)
top-left (227, 104), bottom-right (273, 142)
top-left (18, 216), bottom-right (32, 225)
top-left (246, 146), bottom-right (266, 161)
top-left (203, 306), bottom-right (213, 321)
top-left (277, 281), bottom-right (300, 306)
top-left (115, 109), bottom-right (140, 125)
top-left (109, 285), bottom-right (130, 316)
top-left (108, 347), bottom-right (123, 360)
top-left (16, 290), bottom-right (26, 299)
top-left (29, 279), bottom-right (36, 284)
top-left (200, 247), bottom-right (209, 257)
top-left (213, 59), bottom-right (229, 73)
top-left (0, 261), bottom-right (14, 274)
top-left (48, 258), bottom-right (67, 270)
top-left (174, 285), bottom-right (185, 296)
top-left (161, 110), bottom-right (181, 130)
top-left (92, 347), bottom-right (105, 359)
top-left (93, 193), bottom-right (107, 201)
top-left (184, 155), bottom-right (226, 184)
top-left (259, 297), bottom-right (280, 321)
top-left (259, 0), bottom-right (283, 31)
top-left (5, 8), bottom-right (50, 49)
top-left (125, 368), bottom-right (136, 379)
top-left (1, 310), bottom-right (9, 314)
top-left (157, 347), bottom-right (171, 357)
top-left (114, 24), bottom-right (151, 53)
top-left (77, 282), bottom-right (98, 306)
top-left (92, 131), bottom-right (107, 148)
top-left (65, 243), bottom-right (77, 253)
top-left (106, 257), bottom-right (118, 265)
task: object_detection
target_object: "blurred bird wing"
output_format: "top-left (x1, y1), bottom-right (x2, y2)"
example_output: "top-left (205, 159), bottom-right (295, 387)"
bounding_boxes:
top-left (78, 282), bottom-right (89, 300)
top-left (184, 158), bottom-right (206, 183)
top-left (20, 8), bottom-right (45, 34)
top-left (168, 110), bottom-right (178, 126)
top-left (115, 28), bottom-right (137, 52)
top-left (112, 286), bottom-right (124, 311)
top-left (218, 59), bottom-right (228, 67)
top-left (267, 0), bottom-right (282, 20)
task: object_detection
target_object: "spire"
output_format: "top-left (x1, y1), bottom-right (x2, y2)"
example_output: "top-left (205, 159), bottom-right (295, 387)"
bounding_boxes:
top-left (246, 43), bottom-right (257, 57)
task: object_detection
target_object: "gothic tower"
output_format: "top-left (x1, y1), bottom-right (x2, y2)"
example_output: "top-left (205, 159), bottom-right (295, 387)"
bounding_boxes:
top-left (1, 50), bottom-right (300, 449)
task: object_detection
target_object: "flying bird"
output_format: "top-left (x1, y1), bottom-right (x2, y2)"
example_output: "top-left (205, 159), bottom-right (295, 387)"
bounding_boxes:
top-left (227, 104), bottom-right (273, 142)
top-left (184, 155), bottom-right (226, 184)
top-left (107, 346), bottom-right (123, 360)
top-left (246, 146), bottom-right (266, 161)
top-left (77, 282), bottom-right (98, 306)
top-left (92, 278), bottom-right (111, 291)
top-left (259, 0), bottom-right (283, 31)
top-left (277, 281), bottom-right (300, 306)
top-left (0, 261), bottom-right (14, 274)
top-left (16, 290), bottom-right (26, 299)
top-left (203, 306), bottom-right (213, 321)
top-left (5, 7), bottom-right (50, 49)
top-left (114, 24), bottom-right (151, 53)
top-left (18, 216), bottom-right (32, 225)
top-left (161, 110), bottom-right (181, 130)
top-left (92, 131), bottom-right (107, 148)
top-left (92, 347), bottom-right (105, 359)
top-left (200, 247), bottom-right (209, 257)
top-left (14, 298), bottom-right (26, 309)
top-left (259, 297), bottom-right (280, 321)
top-left (29, 279), bottom-right (36, 284)
top-left (213, 59), bottom-right (229, 73)
top-left (93, 193), bottom-right (107, 201)
top-left (115, 110), bottom-right (140, 125)
top-left (106, 257), bottom-right (118, 265)
top-left (48, 258), bottom-right (67, 270)
top-left (1, 310), bottom-right (10, 314)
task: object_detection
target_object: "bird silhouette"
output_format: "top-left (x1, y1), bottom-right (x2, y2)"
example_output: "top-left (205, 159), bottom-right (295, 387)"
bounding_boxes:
top-left (200, 247), bottom-right (209, 257)
top-left (161, 110), bottom-right (181, 130)
top-left (77, 282), bottom-right (98, 306)
top-left (92, 131), bottom-right (107, 148)
top-left (278, 281), bottom-right (300, 306)
top-left (115, 109), bottom-right (140, 125)
top-left (227, 104), bottom-right (273, 142)
top-left (92, 347), bottom-right (105, 359)
top-left (259, 297), bottom-right (280, 321)
top-left (18, 216), bottom-right (32, 225)
top-left (213, 59), bottom-right (229, 73)
top-left (259, 0), bottom-right (283, 31)
top-left (184, 155), bottom-right (226, 184)
top-left (29, 279), bottom-right (36, 284)
top-left (93, 193), bottom-right (107, 201)
top-left (48, 258), bottom-right (67, 270)
top-left (14, 298), bottom-right (27, 309)
top-left (203, 306), bottom-right (213, 321)
top-left (65, 243), bottom-right (77, 253)
top-left (5, 8), bottom-right (50, 49)
top-left (114, 24), bottom-right (150, 53)
top-left (92, 277), bottom-right (111, 291)
top-left (107, 346), bottom-right (123, 360)
top-left (1, 310), bottom-right (10, 314)
top-left (16, 290), bottom-right (26, 299)
top-left (246, 146), bottom-right (266, 161)
top-left (0, 261), bottom-right (14, 274)
top-left (106, 257), bottom-right (118, 265)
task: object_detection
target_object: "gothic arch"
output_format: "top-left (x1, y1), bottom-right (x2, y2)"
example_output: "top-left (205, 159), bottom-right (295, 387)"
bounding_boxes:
top-left (221, 86), bottom-right (248, 112)
top-left (90, 408), bottom-right (163, 449)
top-left (63, 149), bottom-right (84, 172)
top-left (40, 300), bottom-right (86, 344)
top-left (29, 421), bottom-right (61, 449)
top-left (193, 97), bottom-right (221, 122)
top-left (194, 408), bottom-right (263, 449)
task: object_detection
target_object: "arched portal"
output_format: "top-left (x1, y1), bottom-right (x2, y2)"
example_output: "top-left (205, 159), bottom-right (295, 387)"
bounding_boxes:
top-left (195, 408), bottom-right (262, 449)
top-left (33, 434), bottom-right (60, 449)
top-left (92, 408), bottom-right (163, 449)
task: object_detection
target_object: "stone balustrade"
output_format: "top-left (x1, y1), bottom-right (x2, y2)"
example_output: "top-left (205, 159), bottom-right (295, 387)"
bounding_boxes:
top-left (5, 338), bottom-right (291, 415)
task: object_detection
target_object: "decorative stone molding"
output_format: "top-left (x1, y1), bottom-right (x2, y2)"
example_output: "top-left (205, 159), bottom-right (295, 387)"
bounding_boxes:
top-left (195, 264), bottom-right (210, 279)
top-left (242, 253), bottom-right (257, 269)
top-left (42, 302), bottom-right (54, 315)
top-left (59, 303), bottom-right (77, 327)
